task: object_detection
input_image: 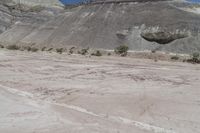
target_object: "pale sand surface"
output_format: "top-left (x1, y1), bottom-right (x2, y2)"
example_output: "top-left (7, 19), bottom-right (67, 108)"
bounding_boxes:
top-left (0, 50), bottom-right (200, 133)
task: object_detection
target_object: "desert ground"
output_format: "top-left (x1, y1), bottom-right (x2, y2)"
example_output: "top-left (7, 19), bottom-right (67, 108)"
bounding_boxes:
top-left (0, 49), bottom-right (200, 133)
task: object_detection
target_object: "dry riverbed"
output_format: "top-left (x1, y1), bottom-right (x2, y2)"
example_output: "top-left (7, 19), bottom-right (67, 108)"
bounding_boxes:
top-left (0, 49), bottom-right (200, 133)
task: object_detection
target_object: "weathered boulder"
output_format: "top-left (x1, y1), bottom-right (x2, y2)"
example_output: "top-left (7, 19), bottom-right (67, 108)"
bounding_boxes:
top-left (141, 31), bottom-right (188, 44)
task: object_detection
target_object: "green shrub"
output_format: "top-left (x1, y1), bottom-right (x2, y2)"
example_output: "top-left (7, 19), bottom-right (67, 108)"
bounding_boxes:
top-left (151, 50), bottom-right (156, 53)
top-left (30, 47), bottom-right (38, 52)
top-left (187, 52), bottom-right (200, 64)
top-left (192, 52), bottom-right (200, 60)
top-left (78, 48), bottom-right (89, 55)
top-left (171, 55), bottom-right (179, 60)
top-left (114, 45), bottom-right (129, 56)
top-left (27, 46), bottom-right (32, 51)
top-left (69, 47), bottom-right (75, 54)
top-left (91, 50), bottom-right (102, 56)
top-left (41, 47), bottom-right (46, 51)
top-left (0, 44), bottom-right (4, 48)
top-left (6, 45), bottom-right (20, 50)
top-left (21, 46), bottom-right (30, 51)
top-left (56, 48), bottom-right (63, 54)
top-left (48, 48), bottom-right (53, 51)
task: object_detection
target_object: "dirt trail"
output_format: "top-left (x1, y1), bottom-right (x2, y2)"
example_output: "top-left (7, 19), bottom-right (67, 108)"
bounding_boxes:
top-left (0, 50), bottom-right (200, 133)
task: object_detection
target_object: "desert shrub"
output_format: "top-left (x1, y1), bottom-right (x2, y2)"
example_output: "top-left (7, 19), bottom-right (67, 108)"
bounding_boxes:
top-left (41, 47), bottom-right (46, 51)
top-left (192, 52), bottom-right (200, 60)
top-left (151, 49), bottom-right (156, 53)
top-left (30, 47), bottom-right (38, 52)
top-left (69, 47), bottom-right (75, 54)
top-left (56, 48), bottom-right (63, 54)
top-left (26, 46), bottom-right (32, 51)
top-left (107, 52), bottom-right (111, 56)
top-left (0, 44), bottom-right (4, 48)
top-left (6, 45), bottom-right (20, 50)
top-left (187, 52), bottom-right (200, 64)
top-left (183, 59), bottom-right (187, 62)
top-left (48, 48), bottom-right (53, 51)
top-left (171, 55), bottom-right (179, 60)
top-left (78, 48), bottom-right (89, 55)
top-left (114, 45), bottom-right (129, 56)
top-left (91, 50), bottom-right (102, 56)
top-left (20, 46), bottom-right (30, 51)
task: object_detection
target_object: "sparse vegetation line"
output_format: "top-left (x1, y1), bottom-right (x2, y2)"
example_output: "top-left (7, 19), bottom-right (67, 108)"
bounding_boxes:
top-left (0, 44), bottom-right (199, 64)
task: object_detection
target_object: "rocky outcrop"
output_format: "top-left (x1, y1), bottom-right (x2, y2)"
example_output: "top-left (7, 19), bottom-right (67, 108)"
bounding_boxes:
top-left (0, 3), bottom-right (14, 33)
top-left (141, 31), bottom-right (188, 44)
top-left (0, 1), bottom-right (62, 35)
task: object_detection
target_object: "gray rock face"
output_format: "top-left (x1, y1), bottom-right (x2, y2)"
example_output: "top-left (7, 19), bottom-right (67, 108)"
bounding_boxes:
top-left (0, 1), bottom-right (61, 39)
top-left (0, 4), bottom-right (13, 33)
top-left (141, 31), bottom-right (188, 44)
top-left (0, 0), bottom-right (200, 54)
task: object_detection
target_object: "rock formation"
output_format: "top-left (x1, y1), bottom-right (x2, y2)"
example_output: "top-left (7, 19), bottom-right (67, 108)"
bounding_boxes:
top-left (141, 30), bottom-right (188, 44)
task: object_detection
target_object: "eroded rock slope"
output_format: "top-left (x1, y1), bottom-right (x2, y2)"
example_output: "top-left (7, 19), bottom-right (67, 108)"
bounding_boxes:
top-left (0, 0), bottom-right (200, 54)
